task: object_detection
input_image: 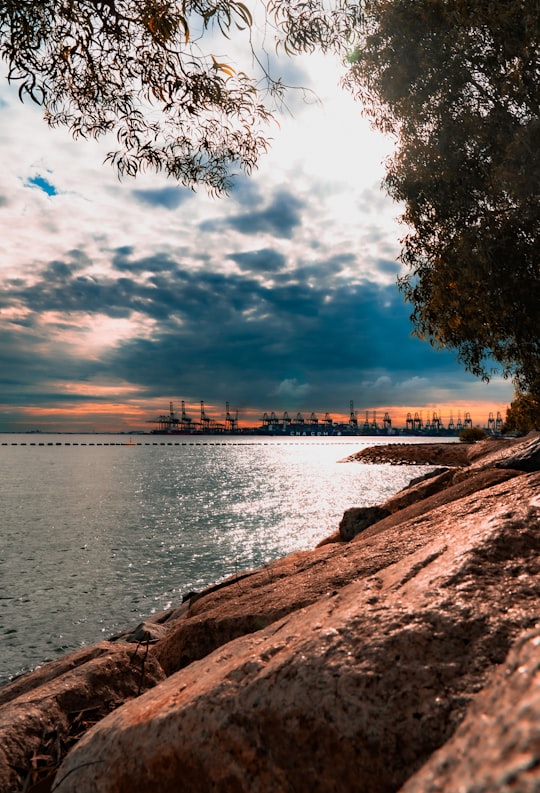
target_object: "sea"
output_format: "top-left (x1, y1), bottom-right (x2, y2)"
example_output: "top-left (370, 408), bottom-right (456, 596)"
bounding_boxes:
top-left (0, 433), bottom-right (456, 685)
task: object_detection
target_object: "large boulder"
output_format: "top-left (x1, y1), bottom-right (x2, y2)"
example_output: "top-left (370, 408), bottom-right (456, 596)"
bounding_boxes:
top-left (401, 627), bottom-right (540, 793)
top-left (338, 505), bottom-right (391, 540)
top-left (493, 432), bottom-right (540, 472)
top-left (148, 469), bottom-right (521, 678)
top-left (364, 467), bottom-right (522, 540)
top-left (468, 431), bottom-right (540, 471)
top-left (0, 642), bottom-right (165, 793)
top-left (53, 471), bottom-right (540, 793)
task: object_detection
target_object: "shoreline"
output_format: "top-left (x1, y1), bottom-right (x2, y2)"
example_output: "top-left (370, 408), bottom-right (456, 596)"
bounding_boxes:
top-left (1, 433), bottom-right (540, 792)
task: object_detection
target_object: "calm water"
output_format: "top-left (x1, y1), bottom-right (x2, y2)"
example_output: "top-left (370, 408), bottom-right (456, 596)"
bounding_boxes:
top-left (0, 434), bottom-right (451, 684)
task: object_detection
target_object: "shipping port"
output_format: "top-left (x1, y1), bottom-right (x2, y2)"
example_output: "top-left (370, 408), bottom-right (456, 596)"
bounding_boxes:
top-left (150, 401), bottom-right (505, 437)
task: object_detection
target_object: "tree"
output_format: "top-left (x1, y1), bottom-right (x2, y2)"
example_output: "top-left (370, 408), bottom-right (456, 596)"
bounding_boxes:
top-left (459, 426), bottom-right (487, 443)
top-left (0, 1), bottom-right (365, 192)
top-left (0, 0), bottom-right (280, 193)
top-left (345, 0), bottom-right (540, 398)
top-left (502, 389), bottom-right (540, 434)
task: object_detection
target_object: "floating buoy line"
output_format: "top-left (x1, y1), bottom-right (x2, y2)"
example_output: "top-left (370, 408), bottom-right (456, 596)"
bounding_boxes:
top-left (0, 439), bottom-right (361, 448)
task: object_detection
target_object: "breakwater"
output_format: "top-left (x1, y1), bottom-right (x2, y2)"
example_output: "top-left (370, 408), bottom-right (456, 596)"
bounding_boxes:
top-left (1, 434), bottom-right (539, 792)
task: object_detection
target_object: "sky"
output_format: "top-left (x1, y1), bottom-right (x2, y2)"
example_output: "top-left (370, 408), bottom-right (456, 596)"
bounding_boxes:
top-left (0, 25), bottom-right (513, 433)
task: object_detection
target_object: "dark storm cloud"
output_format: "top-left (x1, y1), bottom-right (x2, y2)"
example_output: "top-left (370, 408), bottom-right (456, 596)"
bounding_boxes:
top-left (111, 248), bottom-right (179, 273)
top-left (10, 264), bottom-right (135, 318)
top-left (376, 257), bottom-right (401, 275)
top-left (99, 269), bottom-right (465, 408)
top-left (285, 254), bottom-right (357, 284)
top-left (229, 249), bottom-right (287, 273)
top-left (0, 324), bottom-right (102, 404)
top-left (201, 190), bottom-right (304, 238)
top-left (132, 186), bottom-right (194, 210)
top-left (1, 246), bottom-right (471, 411)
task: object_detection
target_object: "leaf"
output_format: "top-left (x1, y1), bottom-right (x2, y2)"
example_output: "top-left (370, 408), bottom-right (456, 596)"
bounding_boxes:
top-left (235, 3), bottom-right (253, 28)
top-left (211, 55), bottom-right (236, 77)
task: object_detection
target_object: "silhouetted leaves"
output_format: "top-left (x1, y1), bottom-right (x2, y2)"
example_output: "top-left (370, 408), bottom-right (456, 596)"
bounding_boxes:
top-left (0, 0), bottom-right (279, 192)
top-left (345, 0), bottom-right (540, 396)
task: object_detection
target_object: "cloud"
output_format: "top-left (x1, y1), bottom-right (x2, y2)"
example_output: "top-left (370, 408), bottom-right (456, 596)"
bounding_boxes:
top-left (274, 378), bottom-right (311, 400)
top-left (201, 189), bottom-right (304, 238)
top-left (229, 248), bottom-right (287, 273)
top-left (398, 376), bottom-right (431, 390)
top-left (0, 65), bottom-right (514, 430)
top-left (376, 258), bottom-right (401, 275)
top-left (111, 248), bottom-right (179, 274)
top-left (1, 229), bottom-right (507, 419)
top-left (1, 247), bottom-right (481, 413)
top-left (228, 174), bottom-right (264, 207)
top-left (132, 186), bottom-right (194, 210)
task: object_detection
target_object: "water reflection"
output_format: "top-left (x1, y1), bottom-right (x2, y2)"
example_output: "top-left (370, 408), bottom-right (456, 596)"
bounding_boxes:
top-left (0, 435), bottom-right (444, 682)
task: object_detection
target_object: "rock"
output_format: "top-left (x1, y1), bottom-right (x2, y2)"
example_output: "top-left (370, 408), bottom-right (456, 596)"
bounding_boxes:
top-left (366, 468), bottom-right (521, 536)
top-left (314, 530), bottom-right (343, 547)
top-left (315, 467), bottom-right (455, 547)
top-left (135, 471), bottom-right (520, 678)
top-left (344, 442), bottom-right (472, 466)
top-left (110, 621), bottom-right (170, 644)
top-left (466, 431), bottom-right (540, 471)
top-left (0, 643), bottom-right (127, 708)
top-left (400, 627), bottom-right (540, 793)
top-left (362, 467), bottom-right (522, 540)
top-left (406, 467), bottom-right (450, 486)
top-left (53, 472), bottom-right (540, 793)
top-left (465, 434), bottom-right (521, 463)
top-left (338, 505), bottom-right (391, 540)
top-left (0, 642), bottom-right (165, 793)
top-left (493, 433), bottom-right (540, 472)
top-left (148, 548), bottom-right (338, 676)
top-left (382, 468), bottom-right (455, 512)
top-left (345, 437), bottom-right (525, 467)
top-left (150, 503), bottom-right (469, 678)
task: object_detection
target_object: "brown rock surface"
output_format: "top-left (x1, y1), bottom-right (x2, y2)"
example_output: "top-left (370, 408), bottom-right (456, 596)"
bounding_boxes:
top-left (338, 504), bottom-right (391, 540)
top-left (0, 642), bottom-right (165, 793)
top-left (343, 441), bottom-right (471, 466)
top-left (53, 472), bottom-right (540, 793)
top-left (400, 627), bottom-right (540, 793)
top-left (382, 468), bottom-right (455, 511)
top-left (344, 436), bottom-right (524, 467)
top-left (148, 468), bottom-right (518, 678)
top-left (486, 432), bottom-right (540, 472)
top-left (363, 466), bottom-right (523, 539)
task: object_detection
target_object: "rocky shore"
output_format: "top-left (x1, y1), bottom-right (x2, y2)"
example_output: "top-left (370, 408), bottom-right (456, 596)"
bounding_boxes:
top-left (1, 433), bottom-right (540, 792)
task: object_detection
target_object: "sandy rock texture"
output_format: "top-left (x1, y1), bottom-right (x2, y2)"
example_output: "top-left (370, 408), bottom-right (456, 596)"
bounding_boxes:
top-left (53, 467), bottom-right (540, 793)
top-left (1, 432), bottom-right (539, 793)
top-left (0, 642), bottom-right (165, 793)
top-left (401, 626), bottom-right (540, 793)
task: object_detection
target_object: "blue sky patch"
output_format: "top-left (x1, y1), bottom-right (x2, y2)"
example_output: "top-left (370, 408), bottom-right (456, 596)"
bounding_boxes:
top-left (26, 175), bottom-right (58, 196)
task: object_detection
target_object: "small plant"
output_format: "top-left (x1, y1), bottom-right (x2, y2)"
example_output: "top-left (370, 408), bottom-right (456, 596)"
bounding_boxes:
top-left (459, 427), bottom-right (487, 443)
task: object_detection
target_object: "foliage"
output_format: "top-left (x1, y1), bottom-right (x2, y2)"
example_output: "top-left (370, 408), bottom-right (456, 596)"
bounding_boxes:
top-left (345, 0), bottom-right (540, 397)
top-left (0, 1), bottom-right (371, 191)
top-left (502, 389), bottom-right (540, 434)
top-left (0, 0), bottom-right (279, 192)
top-left (459, 426), bottom-right (487, 443)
